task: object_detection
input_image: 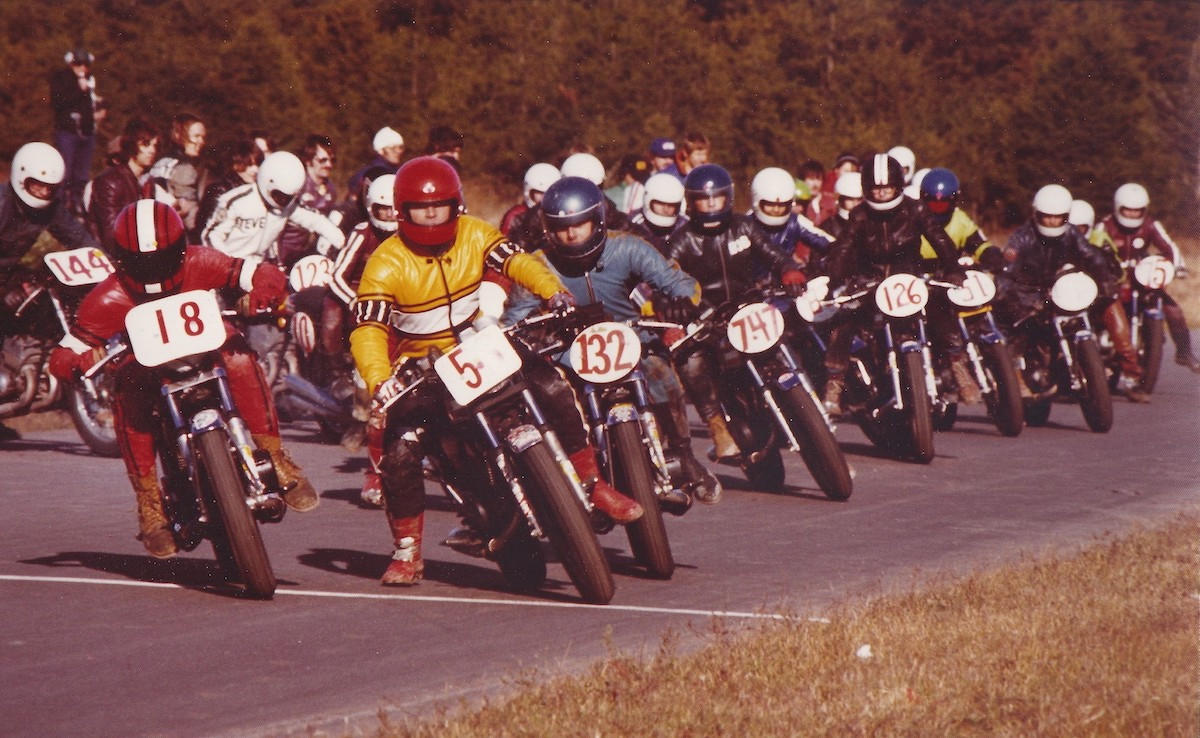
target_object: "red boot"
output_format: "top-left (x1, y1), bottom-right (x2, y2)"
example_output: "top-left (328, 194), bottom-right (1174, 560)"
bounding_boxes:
top-left (360, 414), bottom-right (385, 507)
top-left (381, 511), bottom-right (424, 586)
top-left (568, 447), bottom-right (643, 524)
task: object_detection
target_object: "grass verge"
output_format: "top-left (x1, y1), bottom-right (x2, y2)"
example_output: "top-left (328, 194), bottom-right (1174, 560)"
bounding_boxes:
top-left (383, 514), bottom-right (1199, 737)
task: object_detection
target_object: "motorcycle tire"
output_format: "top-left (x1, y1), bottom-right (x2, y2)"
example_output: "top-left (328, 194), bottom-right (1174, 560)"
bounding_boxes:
top-left (932, 402), bottom-right (958, 432)
top-left (1024, 398), bottom-right (1052, 427)
top-left (981, 342), bottom-right (1024, 437)
top-left (776, 386), bottom-right (852, 501)
top-left (610, 421), bottom-right (673, 579)
top-left (494, 530), bottom-right (547, 592)
top-left (1138, 315), bottom-right (1165, 394)
top-left (1076, 337), bottom-right (1114, 433)
top-left (899, 351), bottom-right (935, 464)
top-left (196, 429), bottom-right (276, 599)
top-left (64, 384), bottom-right (120, 457)
top-left (515, 443), bottom-right (614, 605)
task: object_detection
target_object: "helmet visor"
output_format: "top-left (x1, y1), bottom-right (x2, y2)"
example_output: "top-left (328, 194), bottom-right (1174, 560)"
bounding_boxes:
top-left (402, 199), bottom-right (457, 226)
top-left (926, 198), bottom-right (953, 215)
top-left (114, 243), bottom-right (186, 286)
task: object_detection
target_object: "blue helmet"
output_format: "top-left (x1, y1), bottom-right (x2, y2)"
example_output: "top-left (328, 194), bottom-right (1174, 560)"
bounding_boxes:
top-left (920, 167), bottom-right (960, 223)
top-left (540, 176), bottom-right (607, 270)
top-left (684, 164), bottom-right (734, 231)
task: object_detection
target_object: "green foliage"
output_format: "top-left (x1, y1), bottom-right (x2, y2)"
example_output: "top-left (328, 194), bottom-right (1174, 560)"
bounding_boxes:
top-left (1, 0), bottom-right (1195, 230)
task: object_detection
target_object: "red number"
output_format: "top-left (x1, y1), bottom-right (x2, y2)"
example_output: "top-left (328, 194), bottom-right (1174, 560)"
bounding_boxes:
top-left (608, 330), bottom-right (634, 372)
top-left (907, 279), bottom-right (924, 306)
top-left (585, 333), bottom-right (612, 374)
top-left (68, 255), bottom-right (92, 280)
top-left (46, 258), bottom-right (70, 284)
top-left (155, 309), bottom-right (170, 343)
top-left (448, 347), bottom-right (482, 388)
top-left (89, 250), bottom-right (114, 274)
top-left (730, 316), bottom-right (749, 348)
top-left (180, 301), bottom-right (204, 336)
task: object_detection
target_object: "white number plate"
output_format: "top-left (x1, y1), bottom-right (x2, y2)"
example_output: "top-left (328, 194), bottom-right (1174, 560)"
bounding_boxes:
top-left (125, 289), bottom-right (227, 367)
top-left (1050, 271), bottom-right (1099, 313)
top-left (727, 302), bottom-right (785, 354)
top-left (946, 270), bottom-right (997, 308)
top-left (288, 254), bottom-right (334, 291)
top-left (875, 274), bottom-right (929, 317)
top-left (434, 324), bottom-right (522, 406)
top-left (568, 322), bottom-right (642, 384)
top-left (43, 247), bottom-right (115, 286)
top-left (1133, 255), bottom-right (1174, 290)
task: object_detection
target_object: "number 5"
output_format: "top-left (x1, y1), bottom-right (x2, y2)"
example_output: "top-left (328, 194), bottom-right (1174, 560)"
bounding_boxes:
top-left (448, 348), bottom-right (482, 388)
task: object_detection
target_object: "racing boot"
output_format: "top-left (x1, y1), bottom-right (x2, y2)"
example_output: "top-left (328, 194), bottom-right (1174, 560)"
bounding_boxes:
top-left (822, 373), bottom-right (845, 418)
top-left (382, 511), bottom-right (424, 586)
top-left (679, 451), bottom-right (722, 506)
top-left (359, 415), bottom-right (385, 507)
top-left (1102, 302), bottom-right (1148, 402)
top-left (568, 446), bottom-right (644, 524)
top-left (252, 434), bottom-right (320, 512)
top-left (130, 473), bottom-right (177, 558)
top-left (704, 415), bottom-right (740, 462)
top-left (949, 356), bottom-right (983, 405)
top-left (1165, 306), bottom-right (1200, 374)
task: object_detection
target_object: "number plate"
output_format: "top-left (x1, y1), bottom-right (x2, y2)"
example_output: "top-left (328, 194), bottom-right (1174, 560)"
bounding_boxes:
top-left (568, 322), bottom-right (642, 384)
top-left (727, 302), bottom-right (785, 354)
top-left (434, 324), bottom-right (522, 406)
top-left (1133, 255), bottom-right (1174, 290)
top-left (288, 254), bottom-right (334, 291)
top-left (875, 274), bottom-right (929, 317)
top-left (125, 289), bottom-right (227, 366)
top-left (946, 270), bottom-right (997, 308)
top-left (1050, 271), bottom-right (1099, 313)
top-left (43, 247), bottom-right (115, 286)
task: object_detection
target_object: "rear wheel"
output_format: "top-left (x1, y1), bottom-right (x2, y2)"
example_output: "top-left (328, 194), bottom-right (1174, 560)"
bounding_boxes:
top-left (516, 443), bottom-right (614, 604)
top-left (1138, 315), bottom-right (1165, 394)
top-left (981, 342), bottom-right (1024, 437)
top-left (65, 384), bottom-right (120, 457)
top-left (899, 351), bottom-right (935, 464)
top-left (611, 421), bottom-right (673, 579)
top-left (196, 429), bottom-right (275, 598)
top-left (776, 386), bottom-right (852, 500)
top-left (1076, 338), bottom-right (1113, 433)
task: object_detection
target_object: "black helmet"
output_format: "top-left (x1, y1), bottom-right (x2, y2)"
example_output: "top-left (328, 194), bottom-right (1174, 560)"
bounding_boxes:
top-left (540, 176), bottom-right (607, 272)
top-left (863, 154), bottom-right (905, 212)
top-left (684, 164), bottom-right (734, 231)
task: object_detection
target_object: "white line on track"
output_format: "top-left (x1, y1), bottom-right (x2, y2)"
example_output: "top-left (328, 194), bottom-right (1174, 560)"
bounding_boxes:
top-left (0, 574), bottom-right (809, 621)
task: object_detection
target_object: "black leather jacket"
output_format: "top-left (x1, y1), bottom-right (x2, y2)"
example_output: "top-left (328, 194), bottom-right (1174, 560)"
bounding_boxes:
top-left (88, 164), bottom-right (142, 250)
top-left (0, 185), bottom-right (98, 274)
top-left (1003, 221), bottom-right (1118, 292)
top-left (825, 199), bottom-right (959, 283)
top-left (664, 213), bottom-right (798, 305)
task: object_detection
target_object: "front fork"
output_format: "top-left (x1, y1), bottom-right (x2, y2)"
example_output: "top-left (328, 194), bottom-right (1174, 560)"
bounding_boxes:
top-left (1053, 314), bottom-right (1093, 390)
top-left (583, 374), bottom-right (674, 499)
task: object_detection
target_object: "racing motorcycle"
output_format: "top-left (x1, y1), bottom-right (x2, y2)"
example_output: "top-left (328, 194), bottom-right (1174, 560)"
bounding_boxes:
top-left (1010, 267), bottom-right (1112, 433)
top-left (1, 247), bottom-right (119, 456)
top-left (672, 288), bottom-right (853, 497)
top-left (1100, 254), bottom-right (1173, 395)
top-left (381, 311), bottom-right (615, 604)
top-left (85, 288), bottom-right (290, 598)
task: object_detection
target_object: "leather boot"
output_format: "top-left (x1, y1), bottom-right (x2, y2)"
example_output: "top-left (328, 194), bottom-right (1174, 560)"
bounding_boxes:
top-left (359, 415), bottom-right (384, 507)
top-left (679, 451), bottom-right (722, 505)
top-left (568, 446), bottom-right (643, 524)
top-left (382, 511), bottom-right (424, 585)
top-left (704, 415), bottom-right (740, 461)
top-left (822, 374), bottom-right (845, 418)
top-left (130, 473), bottom-right (177, 558)
top-left (252, 434), bottom-right (319, 512)
top-left (1103, 302), bottom-right (1142, 379)
top-left (949, 356), bottom-right (983, 404)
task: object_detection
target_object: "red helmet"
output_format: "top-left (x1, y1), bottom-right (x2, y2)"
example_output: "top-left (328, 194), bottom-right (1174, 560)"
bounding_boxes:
top-left (393, 156), bottom-right (464, 249)
top-left (110, 199), bottom-right (188, 296)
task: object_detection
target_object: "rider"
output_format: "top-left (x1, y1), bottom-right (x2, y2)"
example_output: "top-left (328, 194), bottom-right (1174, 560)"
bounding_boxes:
top-left (820, 154), bottom-right (971, 416)
top-left (628, 172), bottom-right (688, 254)
top-left (1094, 183), bottom-right (1199, 374)
top-left (48, 200), bottom-right (318, 558)
top-left (917, 168), bottom-right (1004, 272)
top-left (501, 162), bottom-right (560, 235)
top-left (748, 166), bottom-right (833, 274)
top-left (502, 176), bottom-right (722, 505)
top-left (664, 163), bottom-right (808, 459)
top-left (820, 170), bottom-right (864, 241)
top-left (349, 156), bottom-right (643, 586)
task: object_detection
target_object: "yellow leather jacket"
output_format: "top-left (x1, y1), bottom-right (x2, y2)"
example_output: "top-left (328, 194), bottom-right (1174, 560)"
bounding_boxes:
top-left (919, 207), bottom-right (991, 263)
top-left (350, 214), bottom-right (563, 393)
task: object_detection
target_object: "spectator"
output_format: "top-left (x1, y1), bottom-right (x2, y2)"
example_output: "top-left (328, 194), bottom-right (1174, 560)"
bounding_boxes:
top-left (347, 126), bottom-right (405, 206)
top-left (87, 117), bottom-right (159, 249)
top-left (277, 134), bottom-right (339, 267)
top-left (675, 131), bottom-right (710, 179)
top-left (197, 137), bottom-right (263, 232)
top-left (799, 159), bottom-right (835, 224)
top-left (50, 47), bottom-right (105, 216)
top-left (648, 137), bottom-right (681, 179)
top-left (426, 124), bottom-right (464, 172)
top-left (150, 112), bottom-right (209, 238)
top-left (249, 129), bottom-right (275, 157)
top-left (604, 153), bottom-right (651, 215)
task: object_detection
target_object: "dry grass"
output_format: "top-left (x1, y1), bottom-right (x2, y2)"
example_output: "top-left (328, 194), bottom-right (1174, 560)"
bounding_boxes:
top-left (383, 514), bottom-right (1200, 737)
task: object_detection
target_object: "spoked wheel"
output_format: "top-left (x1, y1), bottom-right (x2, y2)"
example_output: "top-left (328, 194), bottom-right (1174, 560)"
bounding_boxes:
top-left (65, 384), bottom-right (120, 457)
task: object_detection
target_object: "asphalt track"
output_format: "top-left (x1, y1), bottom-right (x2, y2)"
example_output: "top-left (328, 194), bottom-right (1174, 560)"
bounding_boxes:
top-left (1, 359), bottom-right (1196, 736)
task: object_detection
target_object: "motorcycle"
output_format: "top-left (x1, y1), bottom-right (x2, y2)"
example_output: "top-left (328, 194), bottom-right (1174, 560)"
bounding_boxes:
top-left (803, 273), bottom-right (937, 464)
top-left (380, 311), bottom-right (615, 604)
top-left (924, 269), bottom-right (1024, 437)
top-left (1011, 268), bottom-right (1113, 432)
top-left (672, 288), bottom-right (853, 497)
top-left (1101, 254), bottom-right (1173, 395)
top-left (84, 288), bottom-right (289, 598)
top-left (1, 246), bottom-right (119, 456)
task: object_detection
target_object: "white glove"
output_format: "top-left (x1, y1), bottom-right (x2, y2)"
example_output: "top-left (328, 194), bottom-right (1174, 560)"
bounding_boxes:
top-left (372, 376), bottom-right (404, 407)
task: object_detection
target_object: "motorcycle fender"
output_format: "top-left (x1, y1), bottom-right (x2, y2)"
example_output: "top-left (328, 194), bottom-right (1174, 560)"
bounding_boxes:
top-left (977, 331), bottom-right (1004, 346)
top-left (773, 372), bottom-right (803, 391)
top-left (1071, 330), bottom-right (1095, 346)
top-left (605, 403), bottom-right (639, 426)
top-left (898, 340), bottom-right (923, 354)
top-left (189, 408), bottom-right (225, 434)
top-left (505, 423), bottom-right (543, 454)
top-left (1143, 307), bottom-right (1163, 320)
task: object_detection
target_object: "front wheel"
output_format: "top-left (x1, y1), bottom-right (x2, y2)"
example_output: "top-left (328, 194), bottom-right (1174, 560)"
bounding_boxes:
top-left (65, 384), bottom-right (120, 457)
top-left (776, 385), bottom-right (852, 500)
top-left (981, 342), bottom-right (1024, 437)
top-left (899, 351), bottom-right (935, 464)
top-left (1076, 338), bottom-right (1113, 433)
top-left (516, 443), bottom-right (614, 604)
top-left (196, 429), bottom-right (276, 598)
top-left (610, 421), bottom-right (673, 579)
top-left (1138, 315), bottom-right (1165, 394)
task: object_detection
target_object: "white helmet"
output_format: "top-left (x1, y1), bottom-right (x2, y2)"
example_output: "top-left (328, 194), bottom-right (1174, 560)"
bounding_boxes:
top-left (255, 151), bottom-right (306, 214)
top-left (560, 153), bottom-right (605, 186)
top-left (522, 162), bottom-right (561, 208)
top-left (372, 126), bottom-right (404, 153)
top-left (834, 171), bottom-right (862, 219)
top-left (642, 172), bottom-right (685, 229)
top-left (1113, 182), bottom-right (1149, 229)
top-left (887, 145), bottom-right (916, 184)
top-left (749, 167), bottom-right (796, 227)
top-left (904, 167), bottom-right (930, 200)
top-left (1068, 199), bottom-right (1095, 236)
top-left (1032, 184), bottom-right (1072, 238)
top-left (365, 173), bottom-right (397, 232)
top-left (11, 142), bottom-right (65, 210)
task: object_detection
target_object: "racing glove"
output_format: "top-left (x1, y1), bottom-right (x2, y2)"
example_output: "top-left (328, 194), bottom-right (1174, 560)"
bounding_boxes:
top-left (977, 246), bottom-right (1005, 272)
top-left (247, 263), bottom-right (288, 313)
top-left (372, 376), bottom-right (405, 408)
top-left (651, 295), bottom-right (700, 325)
top-left (782, 269), bottom-right (808, 297)
top-left (547, 291), bottom-right (576, 315)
